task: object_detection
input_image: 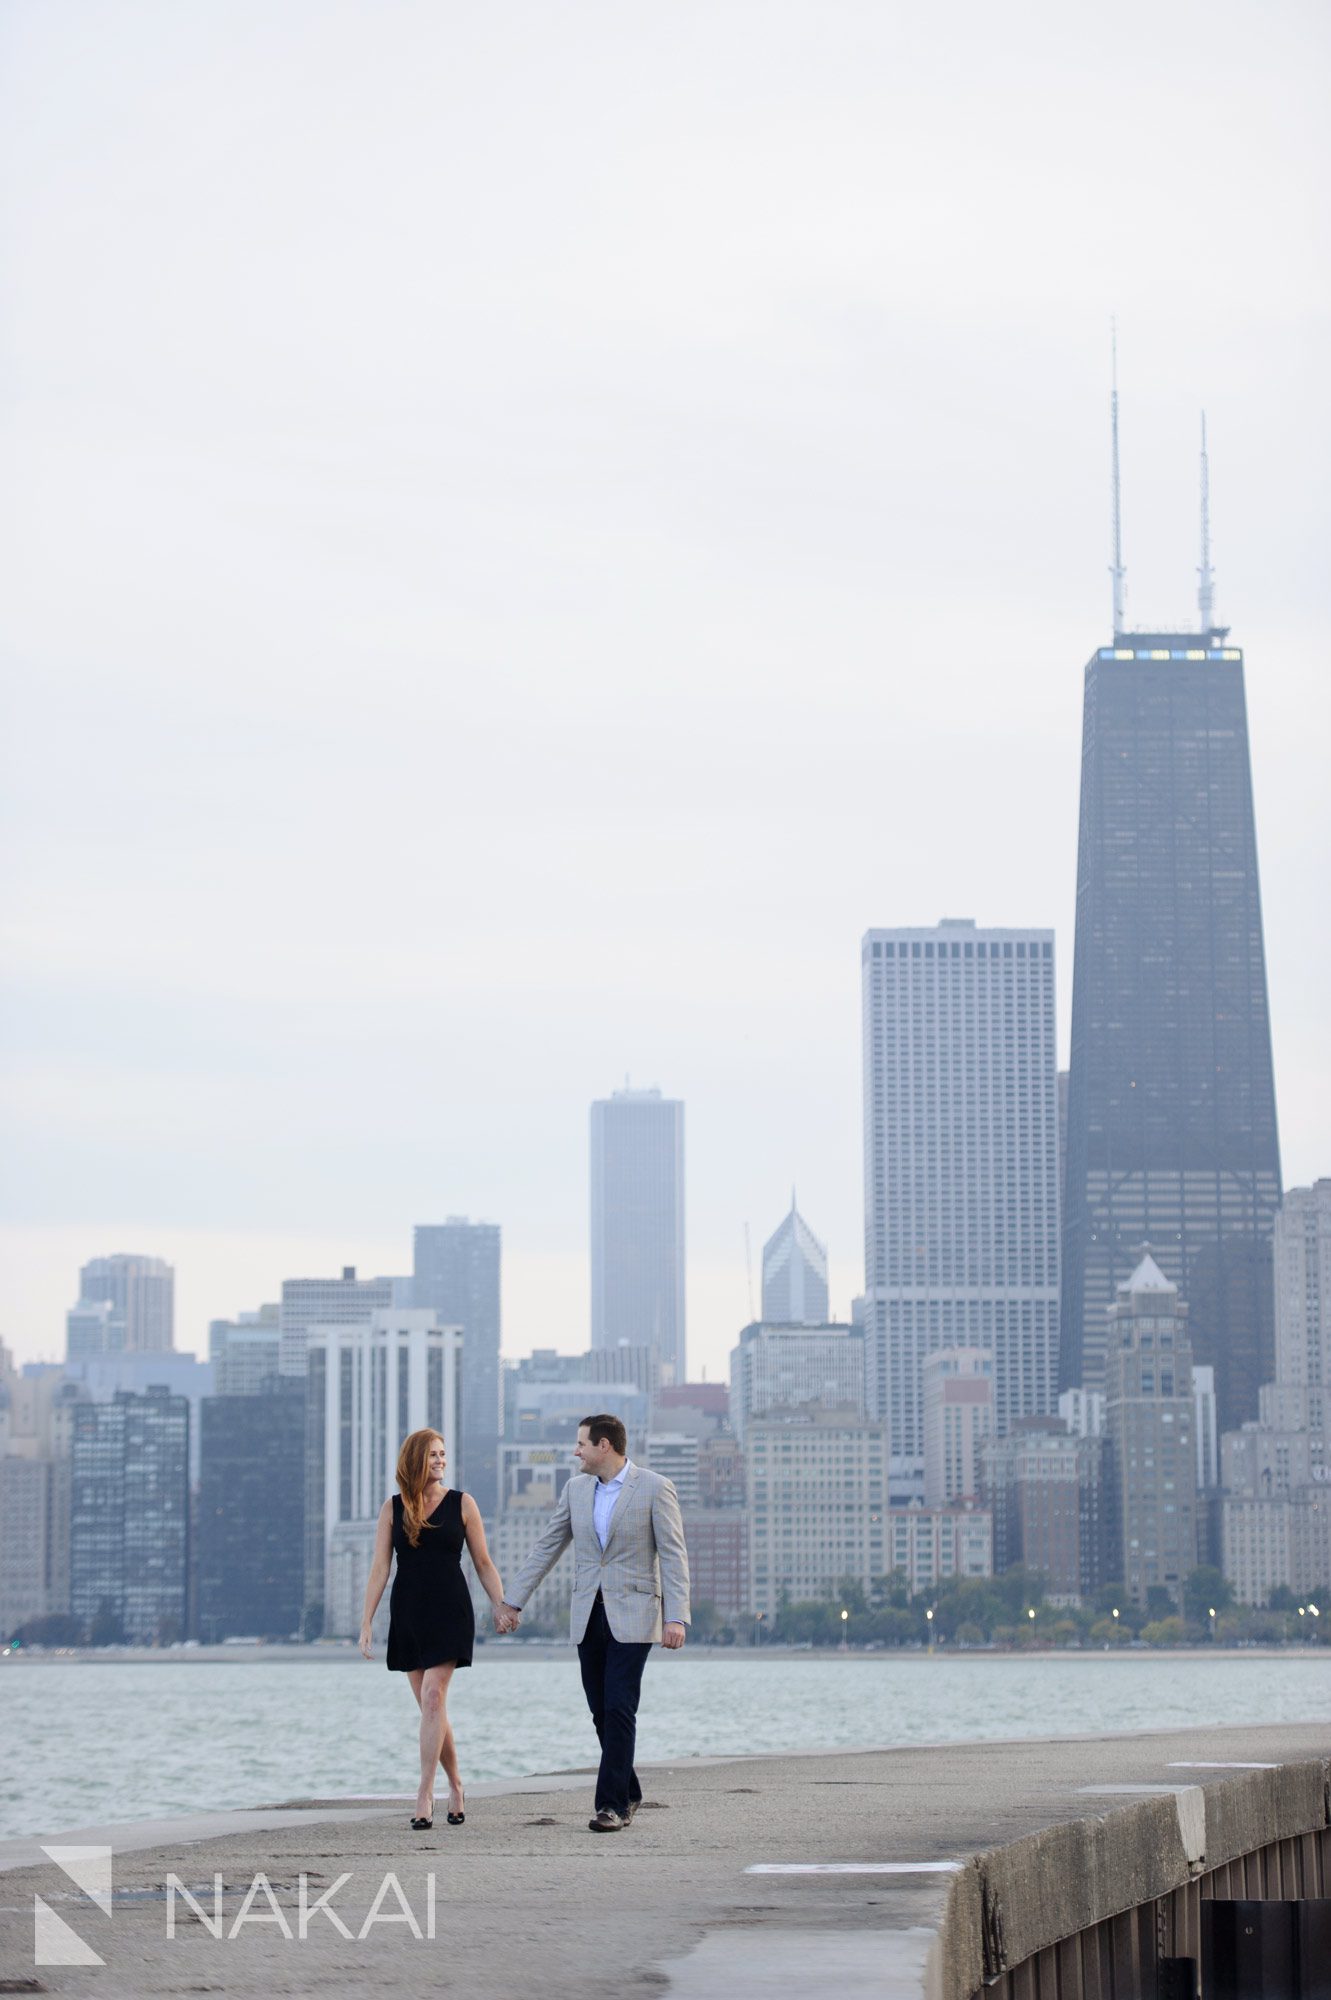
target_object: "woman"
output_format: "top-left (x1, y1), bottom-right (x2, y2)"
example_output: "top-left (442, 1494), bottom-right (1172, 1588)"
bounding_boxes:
top-left (360, 1428), bottom-right (513, 1830)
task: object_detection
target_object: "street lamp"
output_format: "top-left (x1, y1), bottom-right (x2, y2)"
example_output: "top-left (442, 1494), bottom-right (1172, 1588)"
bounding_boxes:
top-left (840, 1608), bottom-right (849, 1651)
top-left (925, 1606), bottom-right (935, 1654)
top-left (1208, 1607), bottom-right (1216, 1641)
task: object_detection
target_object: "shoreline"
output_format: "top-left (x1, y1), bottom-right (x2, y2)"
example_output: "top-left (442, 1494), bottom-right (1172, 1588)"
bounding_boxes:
top-left (2, 1638), bottom-right (1323, 1664)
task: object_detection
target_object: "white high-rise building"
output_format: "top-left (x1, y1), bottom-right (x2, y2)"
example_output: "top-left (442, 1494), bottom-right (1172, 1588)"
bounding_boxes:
top-left (305, 1310), bottom-right (462, 1634)
top-left (862, 920), bottom-right (1060, 1497)
top-left (590, 1086), bottom-right (685, 1382)
top-left (279, 1266), bottom-right (394, 1378)
top-left (761, 1199), bottom-right (829, 1324)
top-left (728, 1321), bottom-right (865, 1442)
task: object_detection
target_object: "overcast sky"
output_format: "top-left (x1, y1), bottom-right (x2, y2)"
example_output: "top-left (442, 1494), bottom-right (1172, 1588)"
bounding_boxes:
top-left (2, 0), bottom-right (1328, 1380)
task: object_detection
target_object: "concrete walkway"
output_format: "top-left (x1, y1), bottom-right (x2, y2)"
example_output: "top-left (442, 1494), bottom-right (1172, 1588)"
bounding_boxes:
top-left (1, 1720), bottom-right (1327, 1998)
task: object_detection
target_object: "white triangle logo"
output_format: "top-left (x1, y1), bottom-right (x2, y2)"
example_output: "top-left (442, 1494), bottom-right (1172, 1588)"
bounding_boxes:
top-left (34, 1843), bottom-right (112, 1966)
top-left (33, 1894), bottom-right (105, 1967)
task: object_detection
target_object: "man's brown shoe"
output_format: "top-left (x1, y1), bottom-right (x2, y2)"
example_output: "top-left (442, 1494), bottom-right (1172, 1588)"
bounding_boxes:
top-left (625, 1800), bottom-right (640, 1822)
top-left (588, 1808), bottom-right (627, 1832)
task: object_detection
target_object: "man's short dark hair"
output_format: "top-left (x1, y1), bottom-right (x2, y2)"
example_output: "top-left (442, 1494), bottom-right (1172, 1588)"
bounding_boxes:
top-left (581, 1413), bottom-right (627, 1457)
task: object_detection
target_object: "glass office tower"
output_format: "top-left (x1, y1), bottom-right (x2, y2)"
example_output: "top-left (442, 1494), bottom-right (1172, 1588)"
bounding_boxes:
top-left (1060, 633), bottom-right (1281, 1433)
top-left (590, 1087), bottom-right (686, 1383)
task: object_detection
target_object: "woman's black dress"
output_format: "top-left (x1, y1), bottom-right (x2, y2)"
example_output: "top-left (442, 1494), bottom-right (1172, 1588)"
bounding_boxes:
top-left (386, 1488), bottom-right (475, 1672)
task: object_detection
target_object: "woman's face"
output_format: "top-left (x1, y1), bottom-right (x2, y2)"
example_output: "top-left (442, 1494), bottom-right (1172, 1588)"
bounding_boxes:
top-left (426, 1437), bottom-right (447, 1481)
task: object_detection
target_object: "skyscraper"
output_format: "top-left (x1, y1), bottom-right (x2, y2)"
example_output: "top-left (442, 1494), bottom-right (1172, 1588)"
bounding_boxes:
top-left (1060, 630), bottom-right (1281, 1431)
top-left (1061, 403), bottom-right (1281, 1434)
top-left (70, 1254), bottom-right (174, 1354)
top-left (862, 919), bottom-right (1061, 1497)
top-left (413, 1219), bottom-right (501, 1519)
top-left (590, 1086), bottom-right (685, 1381)
top-left (69, 1387), bottom-right (189, 1644)
top-left (761, 1198), bottom-right (830, 1324)
top-left (1104, 1252), bottom-right (1198, 1610)
top-left (197, 1379), bottom-right (305, 1642)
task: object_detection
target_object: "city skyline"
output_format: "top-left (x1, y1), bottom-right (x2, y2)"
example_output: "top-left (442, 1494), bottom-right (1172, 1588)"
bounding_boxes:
top-left (2, 5), bottom-right (1328, 1386)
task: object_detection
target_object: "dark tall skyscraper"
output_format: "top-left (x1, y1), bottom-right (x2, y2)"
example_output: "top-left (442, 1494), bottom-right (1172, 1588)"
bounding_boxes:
top-left (413, 1220), bottom-right (501, 1519)
top-left (1061, 632), bottom-right (1281, 1429)
top-left (1062, 385), bottom-right (1281, 1432)
top-left (197, 1380), bottom-right (305, 1642)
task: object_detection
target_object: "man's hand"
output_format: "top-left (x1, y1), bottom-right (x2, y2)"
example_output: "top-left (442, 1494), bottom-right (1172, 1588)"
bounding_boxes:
top-left (661, 1622), bottom-right (686, 1650)
top-left (494, 1603), bottom-right (520, 1634)
top-left (358, 1624), bottom-right (373, 1660)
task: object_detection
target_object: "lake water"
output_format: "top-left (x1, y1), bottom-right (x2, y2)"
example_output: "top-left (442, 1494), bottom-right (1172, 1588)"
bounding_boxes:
top-left (2, 1649), bottom-right (1328, 1843)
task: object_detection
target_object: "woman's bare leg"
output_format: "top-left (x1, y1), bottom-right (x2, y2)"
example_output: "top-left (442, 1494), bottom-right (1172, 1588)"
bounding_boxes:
top-left (406, 1664), bottom-right (453, 1818)
top-left (406, 1665), bottom-right (462, 1815)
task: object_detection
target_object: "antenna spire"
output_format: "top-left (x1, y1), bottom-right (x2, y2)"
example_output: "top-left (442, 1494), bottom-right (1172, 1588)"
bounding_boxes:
top-left (1197, 410), bottom-right (1216, 633)
top-left (1109, 319), bottom-right (1126, 636)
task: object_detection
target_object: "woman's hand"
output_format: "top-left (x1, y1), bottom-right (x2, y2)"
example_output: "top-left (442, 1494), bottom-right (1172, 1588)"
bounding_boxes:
top-left (358, 1623), bottom-right (373, 1659)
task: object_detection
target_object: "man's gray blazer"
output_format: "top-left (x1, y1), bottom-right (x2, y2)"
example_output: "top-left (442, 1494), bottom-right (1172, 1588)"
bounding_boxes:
top-left (506, 1464), bottom-right (692, 1644)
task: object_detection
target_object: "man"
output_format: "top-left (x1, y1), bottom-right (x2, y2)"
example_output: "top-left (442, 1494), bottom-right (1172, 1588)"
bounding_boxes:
top-left (501, 1413), bottom-right (691, 1832)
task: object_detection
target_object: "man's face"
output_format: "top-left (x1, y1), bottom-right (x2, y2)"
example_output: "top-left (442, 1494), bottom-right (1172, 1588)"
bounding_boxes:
top-left (574, 1425), bottom-right (612, 1476)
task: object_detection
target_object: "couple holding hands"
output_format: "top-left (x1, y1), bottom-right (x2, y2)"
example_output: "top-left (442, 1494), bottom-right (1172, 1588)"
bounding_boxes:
top-left (360, 1412), bottom-right (691, 1833)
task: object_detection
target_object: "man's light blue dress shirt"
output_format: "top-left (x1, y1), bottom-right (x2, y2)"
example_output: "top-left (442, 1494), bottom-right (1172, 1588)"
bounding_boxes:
top-left (593, 1461), bottom-right (631, 1549)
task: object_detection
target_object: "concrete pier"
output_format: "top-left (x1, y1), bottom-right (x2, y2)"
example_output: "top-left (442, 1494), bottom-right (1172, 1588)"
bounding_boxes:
top-left (1, 1720), bottom-right (1328, 1997)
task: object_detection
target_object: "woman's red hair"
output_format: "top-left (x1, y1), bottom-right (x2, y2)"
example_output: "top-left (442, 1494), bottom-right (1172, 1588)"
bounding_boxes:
top-left (396, 1429), bottom-right (445, 1547)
